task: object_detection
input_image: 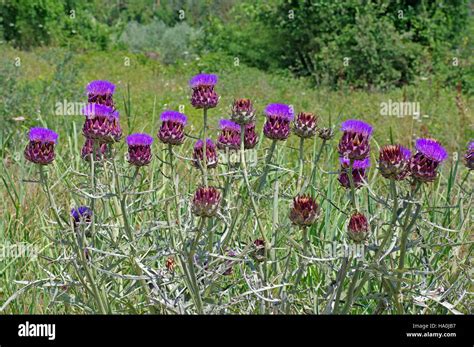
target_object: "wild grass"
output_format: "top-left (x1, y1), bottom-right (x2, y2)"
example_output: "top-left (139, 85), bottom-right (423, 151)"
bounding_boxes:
top-left (0, 46), bottom-right (472, 314)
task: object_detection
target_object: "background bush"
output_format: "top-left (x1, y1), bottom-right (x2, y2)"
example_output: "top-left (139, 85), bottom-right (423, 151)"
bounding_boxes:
top-left (1, 0), bottom-right (471, 91)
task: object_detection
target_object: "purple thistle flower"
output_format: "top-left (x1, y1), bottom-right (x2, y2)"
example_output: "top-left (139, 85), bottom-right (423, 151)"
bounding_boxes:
top-left (126, 133), bottom-right (153, 167)
top-left (338, 119), bottom-right (373, 160)
top-left (189, 73), bottom-right (219, 109)
top-left (86, 80), bottom-right (115, 107)
top-left (348, 212), bottom-right (370, 243)
top-left (244, 122), bottom-right (259, 149)
top-left (158, 110), bottom-right (187, 145)
top-left (338, 157), bottom-right (370, 189)
top-left (414, 138), bottom-right (448, 163)
top-left (410, 138), bottom-right (448, 183)
top-left (189, 74), bottom-right (218, 88)
top-left (378, 144), bottom-right (411, 181)
top-left (293, 112), bottom-right (319, 138)
top-left (81, 138), bottom-right (109, 162)
top-left (192, 186), bottom-right (221, 217)
top-left (264, 103), bottom-right (294, 121)
top-left (24, 127), bottom-right (58, 165)
top-left (193, 138), bottom-right (218, 169)
top-left (82, 104), bottom-right (122, 143)
top-left (464, 141), bottom-right (474, 170)
top-left (217, 119), bottom-right (241, 150)
top-left (71, 206), bottom-right (93, 226)
top-left (231, 98), bottom-right (256, 125)
top-left (160, 110), bottom-right (188, 124)
top-left (340, 119), bottom-right (373, 136)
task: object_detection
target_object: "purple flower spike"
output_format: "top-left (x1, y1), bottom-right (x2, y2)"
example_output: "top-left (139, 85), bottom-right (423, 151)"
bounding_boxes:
top-left (338, 119), bottom-right (373, 160)
top-left (378, 144), bottom-right (411, 181)
top-left (158, 110), bottom-right (187, 146)
top-left (410, 138), bottom-right (448, 183)
top-left (415, 138), bottom-right (448, 163)
top-left (82, 104), bottom-right (122, 143)
top-left (244, 122), bottom-right (259, 149)
top-left (189, 73), bottom-right (218, 88)
top-left (264, 103), bottom-right (294, 121)
top-left (464, 141), bottom-right (474, 170)
top-left (340, 119), bottom-right (373, 137)
top-left (81, 138), bottom-right (109, 162)
top-left (86, 80), bottom-right (115, 107)
top-left (217, 119), bottom-right (241, 150)
top-left (24, 127), bottom-right (58, 165)
top-left (193, 138), bottom-right (218, 169)
top-left (126, 133), bottom-right (153, 167)
top-left (338, 157), bottom-right (370, 189)
top-left (190, 73), bottom-right (219, 109)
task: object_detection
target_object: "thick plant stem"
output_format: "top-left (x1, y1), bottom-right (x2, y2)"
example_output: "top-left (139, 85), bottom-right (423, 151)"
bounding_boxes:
top-left (240, 126), bottom-right (268, 247)
top-left (332, 256), bottom-right (350, 314)
top-left (168, 144), bottom-right (182, 229)
top-left (256, 140), bottom-right (277, 192)
top-left (342, 178), bottom-right (399, 313)
top-left (297, 136), bottom-right (305, 193)
top-left (202, 108), bottom-right (208, 187)
top-left (396, 181), bottom-right (422, 312)
top-left (187, 218), bottom-right (205, 314)
top-left (39, 165), bottom-right (63, 227)
top-left (303, 138), bottom-right (326, 193)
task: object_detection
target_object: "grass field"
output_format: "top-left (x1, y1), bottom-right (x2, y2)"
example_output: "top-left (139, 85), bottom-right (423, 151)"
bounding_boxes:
top-left (0, 46), bottom-right (472, 314)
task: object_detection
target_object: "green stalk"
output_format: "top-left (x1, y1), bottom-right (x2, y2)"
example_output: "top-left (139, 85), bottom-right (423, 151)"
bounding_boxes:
top-left (202, 108), bottom-right (208, 187)
top-left (240, 125), bottom-right (268, 247)
top-left (297, 136), bottom-right (305, 193)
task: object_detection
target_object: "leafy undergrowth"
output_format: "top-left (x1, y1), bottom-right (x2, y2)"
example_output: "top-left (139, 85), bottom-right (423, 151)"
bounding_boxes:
top-left (0, 47), bottom-right (472, 314)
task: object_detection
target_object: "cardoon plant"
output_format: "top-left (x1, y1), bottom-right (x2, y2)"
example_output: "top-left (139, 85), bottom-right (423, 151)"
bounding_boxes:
top-left (190, 73), bottom-right (219, 187)
top-left (193, 138), bottom-right (218, 170)
top-left (338, 119), bottom-right (373, 160)
top-left (86, 80), bottom-right (115, 108)
top-left (231, 98), bottom-right (256, 125)
top-left (244, 122), bottom-right (259, 149)
top-left (158, 110), bottom-right (187, 145)
top-left (338, 157), bottom-right (370, 189)
top-left (192, 186), bottom-right (221, 218)
top-left (378, 144), bottom-right (411, 181)
top-left (126, 133), bottom-right (154, 167)
top-left (409, 138), bottom-right (448, 183)
top-left (347, 212), bottom-right (370, 242)
top-left (189, 73), bottom-right (219, 109)
top-left (82, 104), bottom-right (122, 143)
top-left (217, 119), bottom-right (241, 150)
top-left (263, 103), bottom-right (294, 141)
top-left (81, 138), bottom-right (108, 162)
top-left (293, 112), bottom-right (318, 139)
top-left (289, 195), bottom-right (320, 227)
top-left (24, 127), bottom-right (58, 165)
